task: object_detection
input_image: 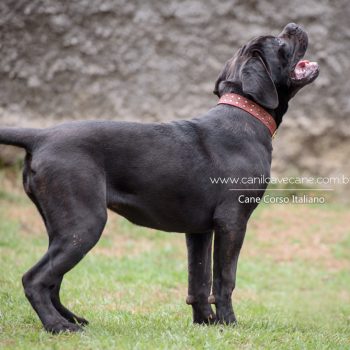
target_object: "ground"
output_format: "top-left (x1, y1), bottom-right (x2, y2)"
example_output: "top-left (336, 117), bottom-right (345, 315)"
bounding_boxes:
top-left (0, 169), bottom-right (349, 349)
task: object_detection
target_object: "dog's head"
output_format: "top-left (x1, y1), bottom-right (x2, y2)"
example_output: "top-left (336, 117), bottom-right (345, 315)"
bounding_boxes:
top-left (214, 23), bottom-right (319, 116)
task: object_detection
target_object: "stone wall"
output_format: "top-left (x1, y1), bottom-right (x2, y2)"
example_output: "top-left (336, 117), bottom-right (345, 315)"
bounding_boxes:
top-left (0, 0), bottom-right (349, 192)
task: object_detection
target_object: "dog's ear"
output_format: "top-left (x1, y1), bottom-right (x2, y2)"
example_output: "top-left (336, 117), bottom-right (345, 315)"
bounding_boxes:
top-left (213, 59), bottom-right (233, 97)
top-left (213, 76), bottom-right (222, 97)
top-left (240, 55), bottom-right (279, 109)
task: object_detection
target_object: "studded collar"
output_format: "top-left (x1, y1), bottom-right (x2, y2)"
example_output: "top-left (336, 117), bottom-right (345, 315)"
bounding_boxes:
top-left (217, 93), bottom-right (277, 137)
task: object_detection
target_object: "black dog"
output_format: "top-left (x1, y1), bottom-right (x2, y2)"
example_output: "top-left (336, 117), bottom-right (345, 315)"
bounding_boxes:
top-left (0, 23), bottom-right (318, 333)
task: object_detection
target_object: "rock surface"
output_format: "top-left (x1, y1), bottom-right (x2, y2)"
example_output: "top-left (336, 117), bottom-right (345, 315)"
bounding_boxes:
top-left (0, 0), bottom-right (349, 194)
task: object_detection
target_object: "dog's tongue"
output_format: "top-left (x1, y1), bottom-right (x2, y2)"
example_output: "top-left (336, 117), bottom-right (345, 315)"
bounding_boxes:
top-left (292, 60), bottom-right (319, 80)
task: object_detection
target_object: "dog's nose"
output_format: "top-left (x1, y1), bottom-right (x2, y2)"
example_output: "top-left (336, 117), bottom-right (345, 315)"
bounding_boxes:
top-left (280, 23), bottom-right (304, 37)
top-left (285, 23), bottom-right (300, 32)
top-left (278, 23), bottom-right (308, 46)
top-left (278, 23), bottom-right (308, 58)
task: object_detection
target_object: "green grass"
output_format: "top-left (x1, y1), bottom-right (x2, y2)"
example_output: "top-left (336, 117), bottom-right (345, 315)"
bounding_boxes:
top-left (0, 178), bottom-right (349, 349)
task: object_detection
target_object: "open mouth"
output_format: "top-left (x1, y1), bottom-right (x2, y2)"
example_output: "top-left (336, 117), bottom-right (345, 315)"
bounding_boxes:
top-left (290, 60), bottom-right (319, 83)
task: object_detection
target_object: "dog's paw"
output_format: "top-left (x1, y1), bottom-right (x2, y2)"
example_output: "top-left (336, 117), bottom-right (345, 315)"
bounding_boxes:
top-left (45, 321), bottom-right (83, 334)
top-left (192, 304), bottom-right (217, 325)
top-left (74, 316), bottom-right (89, 326)
top-left (214, 299), bottom-right (237, 325)
top-left (193, 313), bottom-right (217, 325)
top-left (216, 311), bottom-right (237, 325)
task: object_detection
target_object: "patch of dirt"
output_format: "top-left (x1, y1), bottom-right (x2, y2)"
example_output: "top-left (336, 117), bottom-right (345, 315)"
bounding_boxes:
top-left (245, 205), bottom-right (350, 271)
top-left (94, 236), bottom-right (155, 258)
top-left (235, 288), bottom-right (258, 302)
top-left (0, 339), bottom-right (16, 347)
top-left (101, 285), bottom-right (185, 313)
top-left (6, 205), bottom-right (45, 236)
top-left (338, 290), bottom-right (350, 303)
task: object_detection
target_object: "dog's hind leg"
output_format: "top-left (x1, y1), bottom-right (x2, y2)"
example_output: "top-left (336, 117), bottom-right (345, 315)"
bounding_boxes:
top-left (185, 232), bottom-right (216, 324)
top-left (22, 163), bottom-right (107, 333)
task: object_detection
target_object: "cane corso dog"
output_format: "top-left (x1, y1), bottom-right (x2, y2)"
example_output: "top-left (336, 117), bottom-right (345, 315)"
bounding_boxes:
top-left (0, 23), bottom-right (318, 333)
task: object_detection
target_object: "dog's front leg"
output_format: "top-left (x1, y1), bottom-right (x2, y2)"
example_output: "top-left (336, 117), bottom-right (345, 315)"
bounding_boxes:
top-left (185, 232), bottom-right (216, 324)
top-left (211, 209), bottom-right (248, 324)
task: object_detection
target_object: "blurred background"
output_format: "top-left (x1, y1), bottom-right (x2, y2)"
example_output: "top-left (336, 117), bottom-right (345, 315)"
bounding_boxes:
top-left (0, 0), bottom-right (349, 197)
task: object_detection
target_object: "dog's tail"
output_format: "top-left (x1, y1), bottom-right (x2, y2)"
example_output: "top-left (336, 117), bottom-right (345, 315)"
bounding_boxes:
top-left (0, 127), bottom-right (42, 151)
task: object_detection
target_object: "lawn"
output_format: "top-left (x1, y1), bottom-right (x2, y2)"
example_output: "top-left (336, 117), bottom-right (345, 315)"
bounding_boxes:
top-left (0, 170), bottom-right (349, 349)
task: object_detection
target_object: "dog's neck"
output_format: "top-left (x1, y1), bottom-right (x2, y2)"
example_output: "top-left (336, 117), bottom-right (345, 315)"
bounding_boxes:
top-left (218, 84), bottom-right (289, 127)
top-left (218, 93), bottom-right (277, 137)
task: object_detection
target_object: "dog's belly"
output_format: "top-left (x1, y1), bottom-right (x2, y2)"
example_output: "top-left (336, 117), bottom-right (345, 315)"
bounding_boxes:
top-left (107, 191), bottom-right (214, 233)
